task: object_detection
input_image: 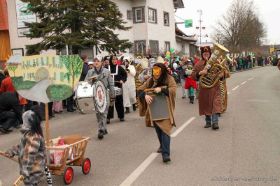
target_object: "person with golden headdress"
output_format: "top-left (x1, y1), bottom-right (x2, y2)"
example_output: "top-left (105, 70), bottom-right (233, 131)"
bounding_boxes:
top-left (191, 46), bottom-right (223, 130)
top-left (137, 63), bottom-right (176, 163)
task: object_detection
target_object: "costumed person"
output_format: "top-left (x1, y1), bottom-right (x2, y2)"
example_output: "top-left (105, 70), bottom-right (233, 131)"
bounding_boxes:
top-left (4, 105), bottom-right (53, 186)
top-left (134, 57), bottom-right (148, 110)
top-left (103, 56), bottom-right (110, 69)
top-left (191, 46), bottom-right (223, 130)
top-left (138, 57), bottom-right (155, 84)
top-left (0, 92), bottom-right (23, 133)
top-left (79, 54), bottom-right (89, 81)
top-left (277, 59), bottom-right (280, 70)
top-left (177, 56), bottom-right (188, 99)
top-left (106, 55), bottom-right (127, 123)
top-left (184, 64), bottom-right (197, 104)
top-left (85, 56), bottom-right (115, 139)
top-left (137, 63), bottom-right (176, 163)
top-left (122, 57), bottom-right (137, 113)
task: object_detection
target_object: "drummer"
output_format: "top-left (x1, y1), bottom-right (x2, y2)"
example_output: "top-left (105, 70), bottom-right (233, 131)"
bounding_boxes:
top-left (85, 56), bottom-right (115, 140)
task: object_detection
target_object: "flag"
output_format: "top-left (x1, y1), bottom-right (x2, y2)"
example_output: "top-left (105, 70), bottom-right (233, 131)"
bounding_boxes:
top-left (184, 19), bottom-right (193, 28)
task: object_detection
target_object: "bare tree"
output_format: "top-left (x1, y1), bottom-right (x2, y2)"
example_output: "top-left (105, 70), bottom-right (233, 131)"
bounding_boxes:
top-left (212, 0), bottom-right (266, 53)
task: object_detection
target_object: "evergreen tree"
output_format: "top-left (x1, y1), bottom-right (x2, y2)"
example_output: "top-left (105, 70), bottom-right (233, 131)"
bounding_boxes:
top-left (21, 0), bottom-right (132, 54)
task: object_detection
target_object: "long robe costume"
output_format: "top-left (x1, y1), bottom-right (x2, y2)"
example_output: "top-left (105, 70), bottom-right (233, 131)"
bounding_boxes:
top-left (191, 60), bottom-right (222, 115)
top-left (137, 75), bottom-right (176, 135)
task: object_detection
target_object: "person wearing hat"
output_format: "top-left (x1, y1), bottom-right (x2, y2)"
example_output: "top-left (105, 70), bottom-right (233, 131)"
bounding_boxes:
top-left (191, 46), bottom-right (223, 130)
top-left (88, 61), bottom-right (94, 69)
top-left (122, 57), bottom-right (137, 113)
top-left (85, 56), bottom-right (115, 139)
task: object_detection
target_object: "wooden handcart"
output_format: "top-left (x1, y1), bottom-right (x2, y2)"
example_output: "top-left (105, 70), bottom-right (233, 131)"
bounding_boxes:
top-left (46, 135), bottom-right (91, 185)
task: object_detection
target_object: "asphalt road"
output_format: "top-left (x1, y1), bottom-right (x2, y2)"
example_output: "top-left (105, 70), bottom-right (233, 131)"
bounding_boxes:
top-left (0, 66), bottom-right (280, 186)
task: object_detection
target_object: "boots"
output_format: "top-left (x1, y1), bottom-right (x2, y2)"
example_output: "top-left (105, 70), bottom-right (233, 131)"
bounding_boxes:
top-left (190, 96), bottom-right (194, 104)
top-left (204, 122), bottom-right (211, 128)
top-left (125, 107), bottom-right (130, 113)
top-left (98, 130), bottom-right (104, 139)
top-left (212, 122), bottom-right (219, 130)
top-left (132, 104), bottom-right (137, 111)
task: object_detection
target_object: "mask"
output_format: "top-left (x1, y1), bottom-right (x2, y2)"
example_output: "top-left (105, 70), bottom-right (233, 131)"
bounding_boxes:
top-left (153, 66), bottom-right (162, 79)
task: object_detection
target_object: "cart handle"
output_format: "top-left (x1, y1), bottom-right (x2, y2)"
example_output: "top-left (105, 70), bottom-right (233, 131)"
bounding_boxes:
top-left (0, 150), bottom-right (18, 163)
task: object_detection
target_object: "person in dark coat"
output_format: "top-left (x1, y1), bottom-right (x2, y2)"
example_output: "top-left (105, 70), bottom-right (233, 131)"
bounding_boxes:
top-left (0, 92), bottom-right (23, 133)
top-left (107, 55), bottom-right (127, 123)
top-left (79, 54), bottom-right (89, 81)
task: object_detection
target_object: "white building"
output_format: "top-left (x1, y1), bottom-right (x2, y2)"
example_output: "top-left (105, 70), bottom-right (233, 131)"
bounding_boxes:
top-left (3, 0), bottom-right (197, 60)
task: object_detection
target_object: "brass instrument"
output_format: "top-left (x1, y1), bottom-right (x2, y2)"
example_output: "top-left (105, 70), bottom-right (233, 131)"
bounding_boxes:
top-left (199, 43), bottom-right (229, 88)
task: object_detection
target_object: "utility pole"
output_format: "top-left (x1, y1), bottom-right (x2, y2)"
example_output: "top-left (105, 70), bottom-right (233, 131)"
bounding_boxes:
top-left (197, 9), bottom-right (203, 46)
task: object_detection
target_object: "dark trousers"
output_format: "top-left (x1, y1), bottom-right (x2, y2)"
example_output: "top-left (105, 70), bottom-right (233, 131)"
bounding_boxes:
top-left (154, 124), bottom-right (170, 158)
top-left (66, 94), bottom-right (75, 110)
top-left (107, 95), bottom-right (124, 119)
top-left (0, 111), bottom-right (19, 130)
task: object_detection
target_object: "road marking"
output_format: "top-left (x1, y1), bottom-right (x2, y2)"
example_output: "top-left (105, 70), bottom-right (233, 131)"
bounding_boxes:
top-left (120, 117), bottom-right (196, 186)
top-left (248, 77), bottom-right (254, 81)
top-left (227, 92), bottom-right (231, 95)
top-left (241, 81), bottom-right (247, 85)
top-left (119, 153), bottom-right (158, 186)
top-left (171, 117), bottom-right (196, 138)
top-left (232, 85), bottom-right (240, 91)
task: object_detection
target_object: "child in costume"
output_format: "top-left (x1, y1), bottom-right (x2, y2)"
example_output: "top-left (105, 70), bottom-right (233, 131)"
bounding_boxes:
top-left (5, 105), bottom-right (52, 186)
top-left (184, 64), bottom-right (197, 104)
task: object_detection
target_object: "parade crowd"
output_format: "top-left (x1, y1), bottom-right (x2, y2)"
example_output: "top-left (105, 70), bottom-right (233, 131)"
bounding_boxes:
top-left (1, 46), bottom-right (280, 185)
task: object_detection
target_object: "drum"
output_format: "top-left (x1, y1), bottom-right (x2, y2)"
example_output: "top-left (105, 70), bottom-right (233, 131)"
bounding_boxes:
top-left (75, 81), bottom-right (94, 99)
top-left (114, 87), bottom-right (122, 96)
top-left (75, 81), bottom-right (95, 114)
top-left (76, 97), bottom-right (95, 114)
top-left (93, 80), bottom-right (108, 113)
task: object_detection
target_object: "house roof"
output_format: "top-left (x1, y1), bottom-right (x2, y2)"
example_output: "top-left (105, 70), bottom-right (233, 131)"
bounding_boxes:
top-left (175, 26), bottom-right (197, 42)
top-left (173, 0), bottom-right (184, 9)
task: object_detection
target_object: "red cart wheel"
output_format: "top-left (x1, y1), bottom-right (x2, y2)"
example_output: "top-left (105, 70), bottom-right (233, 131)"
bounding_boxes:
top-left (82, 158), bottom-right (91, 175)
top-left (64, 167), bottom-right (74, 185)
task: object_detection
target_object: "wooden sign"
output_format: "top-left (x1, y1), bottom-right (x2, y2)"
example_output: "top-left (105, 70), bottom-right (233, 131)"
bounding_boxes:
top-left (7, 54), bottom-right (83, 103)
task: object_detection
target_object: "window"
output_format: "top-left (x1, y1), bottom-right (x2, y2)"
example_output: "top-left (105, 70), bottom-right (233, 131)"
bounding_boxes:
top-left (165, 41), bottom-right (170, 52)
top-left (164, 12), bottom-right (169, 26)
top-left (134, 40), bottom-right (146, 55)
top-left (133, 7), bottom-right (145, 23)
top-left (127, 10), bottom-right (132, 20)
top-left (148, 8), bottom-right (157, 23)
top-left (149, 40), bottom-right (159, 55)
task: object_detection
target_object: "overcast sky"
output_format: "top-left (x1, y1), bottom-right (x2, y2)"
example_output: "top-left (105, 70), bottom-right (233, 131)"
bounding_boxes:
top-left (176, 0), bottom-right (279, 45)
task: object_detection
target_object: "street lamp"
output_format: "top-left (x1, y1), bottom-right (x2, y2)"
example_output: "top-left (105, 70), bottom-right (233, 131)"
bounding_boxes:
top-left (197, 9), bottom-right (202, 45)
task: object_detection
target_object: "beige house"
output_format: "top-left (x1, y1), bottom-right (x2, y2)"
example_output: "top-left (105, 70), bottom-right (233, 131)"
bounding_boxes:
top-left (5, 0), bottom-right (196, 58)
